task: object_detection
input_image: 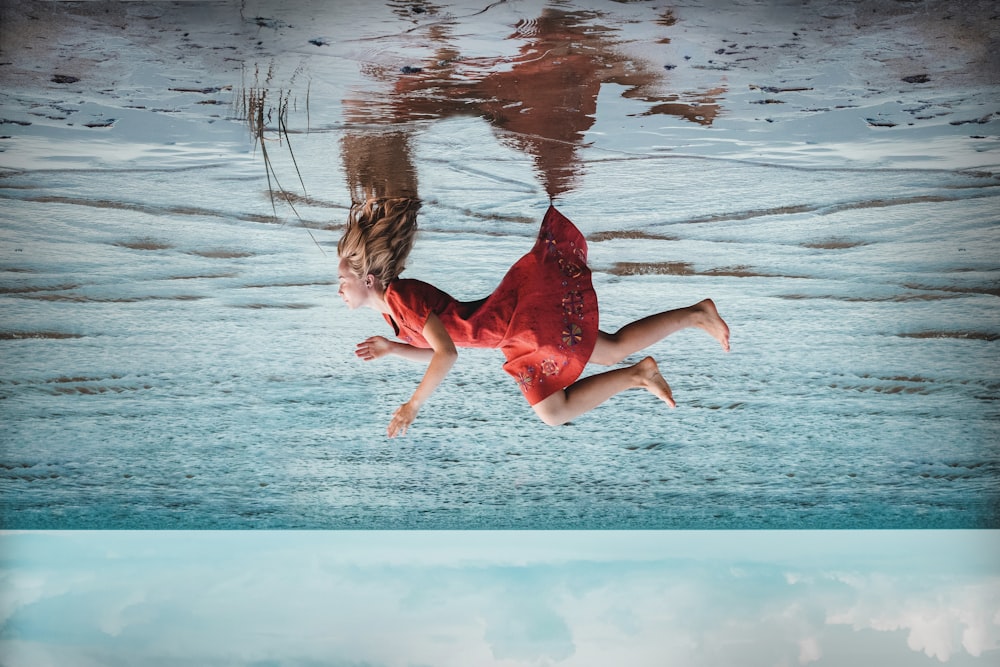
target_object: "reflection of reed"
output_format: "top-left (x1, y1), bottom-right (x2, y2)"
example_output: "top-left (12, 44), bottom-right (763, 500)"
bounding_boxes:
top-left (234, 64), bottom-right (308, 219)
top-left (235, 64), bottom-right (325, 250)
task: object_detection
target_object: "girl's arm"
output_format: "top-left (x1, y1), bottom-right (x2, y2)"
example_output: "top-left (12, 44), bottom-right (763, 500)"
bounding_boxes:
top-left (387, 311), bottom-right (458, 438)
top-left (356, 336), bottom-right (434, 363)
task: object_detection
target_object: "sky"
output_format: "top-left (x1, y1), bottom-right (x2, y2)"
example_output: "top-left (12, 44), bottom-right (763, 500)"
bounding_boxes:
top-left (1, 530), bottom-right (998, 667)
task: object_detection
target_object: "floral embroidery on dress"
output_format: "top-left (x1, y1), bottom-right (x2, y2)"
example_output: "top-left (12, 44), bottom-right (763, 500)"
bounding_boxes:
top-left (558, 258), bottom-right (582, 279)
top-left (561, 323), bottom-right (583, 347)
top-left (540, 357), bottom-right (562, 377)
top-left (562, 290), bottom-right (584, 317)
top-left (544, 232), bottom-right (559, 254)
top-left (516, 367), bottom-right (536, 393)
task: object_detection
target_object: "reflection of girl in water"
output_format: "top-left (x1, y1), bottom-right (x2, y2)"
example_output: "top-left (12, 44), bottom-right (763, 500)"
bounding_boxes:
top-left (338, 197), bottom-right (730, 438)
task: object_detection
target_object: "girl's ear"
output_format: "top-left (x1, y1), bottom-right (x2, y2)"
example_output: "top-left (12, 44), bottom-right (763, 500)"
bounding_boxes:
top-left (365, 274), bottom-right (375, 288)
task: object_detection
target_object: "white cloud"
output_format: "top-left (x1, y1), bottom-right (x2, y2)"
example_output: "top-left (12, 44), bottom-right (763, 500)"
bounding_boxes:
top-left (824, 576), bottom-right (1000, 663)
top-left (0, 571), bottom-right (48, 625)
top-left (797, 636), bottom-right (821, 664)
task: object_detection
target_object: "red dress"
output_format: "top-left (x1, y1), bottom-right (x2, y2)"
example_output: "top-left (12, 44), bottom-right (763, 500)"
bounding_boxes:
top-left (383, 205), bottom-right (599, 405)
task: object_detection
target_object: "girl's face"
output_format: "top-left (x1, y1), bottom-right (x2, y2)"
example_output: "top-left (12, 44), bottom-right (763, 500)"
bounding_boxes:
top-left (337, 257), bottom-right (369, 310)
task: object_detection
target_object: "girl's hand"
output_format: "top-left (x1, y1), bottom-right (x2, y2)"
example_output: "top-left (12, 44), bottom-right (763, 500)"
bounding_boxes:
top-left (356, 336), bottom-right (392, 361)
top-left (388, 401), bottom-right (419, 438)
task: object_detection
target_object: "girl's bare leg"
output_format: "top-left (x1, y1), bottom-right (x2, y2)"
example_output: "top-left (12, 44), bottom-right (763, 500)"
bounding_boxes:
top-left (590, 298), bottom-right (730, 366)
top-left (533, 357), bottom-right (673, 426)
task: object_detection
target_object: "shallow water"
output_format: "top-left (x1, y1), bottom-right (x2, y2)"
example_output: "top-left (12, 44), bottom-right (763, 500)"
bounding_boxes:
top-left (1, 0), bottom-right (998, 529)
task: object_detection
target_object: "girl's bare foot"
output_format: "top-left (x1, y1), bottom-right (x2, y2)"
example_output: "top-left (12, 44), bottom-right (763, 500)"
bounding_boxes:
top-left (694, 299), bottom-right (731, 352)
top-left (634, 356), bottom-right (676, 408)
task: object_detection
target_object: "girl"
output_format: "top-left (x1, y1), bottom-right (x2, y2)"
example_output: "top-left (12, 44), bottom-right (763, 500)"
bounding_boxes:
top-left (338, 197), bottom-right (730, 438)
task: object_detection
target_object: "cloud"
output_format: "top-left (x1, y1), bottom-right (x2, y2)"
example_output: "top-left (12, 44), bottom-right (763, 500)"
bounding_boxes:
top-left (824, 575), bottom-right (1000, 662)
top-left (2, 532), bottom-right (999, 666)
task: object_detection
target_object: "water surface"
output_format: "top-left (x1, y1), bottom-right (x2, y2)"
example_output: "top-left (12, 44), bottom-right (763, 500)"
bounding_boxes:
top-left (1, 0), bottom-right (997, 528)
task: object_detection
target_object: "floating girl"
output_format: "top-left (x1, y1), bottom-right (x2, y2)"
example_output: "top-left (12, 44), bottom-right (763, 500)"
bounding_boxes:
top-left (337, 197), bottom-right (730, 438)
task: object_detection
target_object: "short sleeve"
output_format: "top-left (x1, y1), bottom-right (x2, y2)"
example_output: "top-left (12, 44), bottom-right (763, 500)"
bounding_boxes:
top-left (384, 279), bottom-right (452, 345)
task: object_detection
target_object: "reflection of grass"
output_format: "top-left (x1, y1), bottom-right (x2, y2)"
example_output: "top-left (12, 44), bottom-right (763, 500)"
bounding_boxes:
top-left (235, 64), bottom-right (324, 252)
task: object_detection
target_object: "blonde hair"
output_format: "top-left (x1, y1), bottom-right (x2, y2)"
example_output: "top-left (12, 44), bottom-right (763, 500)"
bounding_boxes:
top-left (337, 197), bottom-right (421, 289)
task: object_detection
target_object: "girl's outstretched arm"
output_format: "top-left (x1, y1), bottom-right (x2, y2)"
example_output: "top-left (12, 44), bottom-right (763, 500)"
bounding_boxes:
top-left (387, 312), bottom-right (457, 438)
top-left (356, 336), bottom-right (434, 362)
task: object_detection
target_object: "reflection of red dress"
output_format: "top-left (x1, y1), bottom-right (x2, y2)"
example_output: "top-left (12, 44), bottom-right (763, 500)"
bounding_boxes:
top-left (383, 205), bottom-right (599, 405)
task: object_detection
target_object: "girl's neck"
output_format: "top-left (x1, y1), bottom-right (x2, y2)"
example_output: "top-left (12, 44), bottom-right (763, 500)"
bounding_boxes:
top-left (368, 285), bottom-right (391, 314)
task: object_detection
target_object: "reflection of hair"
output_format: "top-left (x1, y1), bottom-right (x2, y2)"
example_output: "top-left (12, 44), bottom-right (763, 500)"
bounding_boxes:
top-left (338, 197), bottom-right (421, 289)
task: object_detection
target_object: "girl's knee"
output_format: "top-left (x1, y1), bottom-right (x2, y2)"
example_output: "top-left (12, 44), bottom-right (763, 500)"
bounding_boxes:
top-left (589, 331), bottom-right (623, 366)
top-left (532, 398), bottom-right (567, 426)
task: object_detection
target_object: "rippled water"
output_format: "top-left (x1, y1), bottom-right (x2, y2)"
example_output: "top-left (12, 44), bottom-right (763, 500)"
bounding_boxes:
top-left (1, 0), bottom-right (998, 528)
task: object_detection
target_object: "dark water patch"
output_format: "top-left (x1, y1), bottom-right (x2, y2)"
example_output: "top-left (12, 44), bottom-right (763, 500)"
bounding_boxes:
top-left (703, 265), bottom-right (810, 279)
top-left (428, 201), bottom-right (536, 225)
top-left (20, 293), bottom-right (206, 303)
top-left (242, 213), bottom-right (285, 224)
top-left (679, 204), bottom-right (813, 224)
top-left (113, 239), bottom-right (174, 250)
top-left (670, 190), bottom-right (998, 226)
top-left (941, 178), bottom-right (1000, 189)
top-left (777, 292), bottom-right (961, 302)
top-left (168, 273), bottom-right (239, 280)
top-left (915, 460), bottom-right (995, 481)
top-left (703, 402), bottom-right (747, 410)
top-left (48, 374), bottom-right (124, 384)
top-left (607, 261), bottom-right (694, 276)
top-left (2, 462), bottom-right (43, 470)
top-left (588, 230), bottom-right (680, 242)
top-left (949, 113), bottom-right (995, 126)
top-left (801, 239), bottom-right (868, 249)
top-left (826, 194), bottom-right (970, 213)
top-left (829, 383), bottom-right (935, 395)
top-left (902, 283), bottom-right (1000, 297)
top-left (51, 383), bottom-right (154, 395)
top-left (0, 182), bottom-right (43, 190)
top-left (954, 169), bottom-right (998, 181)
top-left (230, 302), bottom-right (316, 309)
top-left (169, 86), bottom-right (231, 94)
top-left (188, 249), bottom-right (256, 259)
top-left (861, 374), bottom-right (935, 383)
top-left (2, 471), bottom-right (63, 482)
top-left (624, 442), bottom-right (665, 451)
top-left (750, 85), bottom-right (814, 93)
top-left (0, 282), bottom-right (81, 294)
top-left (829, 373), bottom-right (943, 395)
top-left (241, 280), bottom-right (337, 289)
top-left (12, 194), bottom-right (149, 212)
top-left (269, 190), bottom-right (340, 209)
top-left (898, 331), bottom-right (998, 342)
top-left (0, 331), bottom-right (83, 340)
top-left (2, 193), bottom-right (293, 226)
